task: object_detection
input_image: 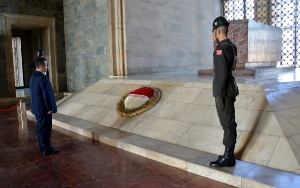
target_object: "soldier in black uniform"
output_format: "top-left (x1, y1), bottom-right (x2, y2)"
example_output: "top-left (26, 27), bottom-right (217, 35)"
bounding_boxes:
top-left (28, 49), bottom-right (50, 78)
top-left (28, 49), bottom-right (44, 70)
top-left (210, 16), bottom-right (239, 167)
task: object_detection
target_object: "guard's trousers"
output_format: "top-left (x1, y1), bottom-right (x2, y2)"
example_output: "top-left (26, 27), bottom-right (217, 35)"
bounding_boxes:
top-left (215, 97), bottom-right (237, 147)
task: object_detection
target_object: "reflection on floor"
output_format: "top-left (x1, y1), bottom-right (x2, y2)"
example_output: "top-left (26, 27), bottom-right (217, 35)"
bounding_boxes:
top-left (0, 109), bottom-right (233, 188)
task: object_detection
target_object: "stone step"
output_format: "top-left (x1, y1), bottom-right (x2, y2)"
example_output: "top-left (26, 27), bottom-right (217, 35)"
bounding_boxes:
top-left (198, 66), bottom-right (294, 76)
top-left (26, 111), bottom-right (300, 188)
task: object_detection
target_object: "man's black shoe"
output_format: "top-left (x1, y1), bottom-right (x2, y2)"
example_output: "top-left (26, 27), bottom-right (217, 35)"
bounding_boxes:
top-left (42, 149), bottom-right (60, 155)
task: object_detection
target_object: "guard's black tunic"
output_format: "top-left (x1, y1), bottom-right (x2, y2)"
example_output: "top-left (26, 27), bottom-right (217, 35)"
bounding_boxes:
top-left (213, 38), bottom-right (238, 147)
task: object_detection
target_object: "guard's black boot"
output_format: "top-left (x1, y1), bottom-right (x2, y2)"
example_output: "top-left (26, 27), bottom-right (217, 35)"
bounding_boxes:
top-left (217, 146), bottom-right (235, 159)
top-left (210, 147), bottom-right (235, 167)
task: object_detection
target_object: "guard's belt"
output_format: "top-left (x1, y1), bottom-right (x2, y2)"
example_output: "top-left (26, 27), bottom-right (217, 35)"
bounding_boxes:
top-left (212, 72), bottom-right (232, 77)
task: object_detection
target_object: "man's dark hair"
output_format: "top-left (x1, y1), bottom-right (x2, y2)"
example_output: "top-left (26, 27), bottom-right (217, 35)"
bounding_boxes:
top-left (35, 58), bottom-right (47, 68)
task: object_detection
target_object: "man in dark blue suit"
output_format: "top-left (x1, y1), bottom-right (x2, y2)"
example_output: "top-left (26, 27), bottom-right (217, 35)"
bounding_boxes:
top-left (30, 58), bottom-right (59, 155)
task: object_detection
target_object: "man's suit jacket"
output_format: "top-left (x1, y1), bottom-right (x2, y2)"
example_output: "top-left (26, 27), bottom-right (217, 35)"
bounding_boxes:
top-left (30, 70), bottom-right (57, 115)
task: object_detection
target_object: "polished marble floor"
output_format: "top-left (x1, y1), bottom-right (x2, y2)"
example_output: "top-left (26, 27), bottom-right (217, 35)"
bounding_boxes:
top-left (0, 69), bottom-right (300, 187)
top-left (0, 108), bottom-right (234, 188)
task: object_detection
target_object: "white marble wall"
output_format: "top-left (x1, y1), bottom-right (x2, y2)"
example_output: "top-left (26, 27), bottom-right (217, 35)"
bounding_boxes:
top-left (57, 79), bottom-right (300, 174)
top-left (124, 0), bottom-right (221, 74)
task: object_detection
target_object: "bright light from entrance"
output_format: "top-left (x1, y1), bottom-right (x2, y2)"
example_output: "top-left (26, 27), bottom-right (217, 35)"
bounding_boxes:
top-left (12, 37), bottom-right (24, 88)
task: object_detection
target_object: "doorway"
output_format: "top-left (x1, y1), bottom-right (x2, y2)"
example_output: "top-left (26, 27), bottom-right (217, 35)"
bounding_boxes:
top-left (11, 29), bottom-right (43, 89)
top-left (3, 14), bottom-right (58, 97)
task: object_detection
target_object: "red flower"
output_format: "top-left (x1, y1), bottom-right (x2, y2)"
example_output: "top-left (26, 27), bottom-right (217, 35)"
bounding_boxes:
top-left (130, 87), bottom-right (154, 99)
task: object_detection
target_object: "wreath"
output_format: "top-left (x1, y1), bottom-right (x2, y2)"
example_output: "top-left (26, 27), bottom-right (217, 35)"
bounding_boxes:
top-left (116, 87), bottom-right (162, 117)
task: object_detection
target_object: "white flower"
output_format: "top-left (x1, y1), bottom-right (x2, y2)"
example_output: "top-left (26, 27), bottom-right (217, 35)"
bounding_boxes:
top-left (124, 94), bottom-right (149, 109)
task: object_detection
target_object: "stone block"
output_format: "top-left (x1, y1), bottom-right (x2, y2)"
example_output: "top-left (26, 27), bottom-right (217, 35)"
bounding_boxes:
top-left (125, 0), bottom-right (219, 75)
